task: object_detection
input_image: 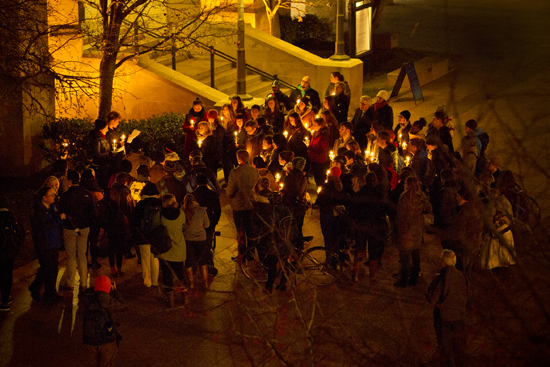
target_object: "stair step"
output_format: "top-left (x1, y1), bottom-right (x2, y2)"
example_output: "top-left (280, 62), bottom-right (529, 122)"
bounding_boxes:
top-left (198, 67), bottom-right (238, 87)
top-left (174, 56), bottom-right (234, 80)
top-left (216, 74), bottom-right (263, 95)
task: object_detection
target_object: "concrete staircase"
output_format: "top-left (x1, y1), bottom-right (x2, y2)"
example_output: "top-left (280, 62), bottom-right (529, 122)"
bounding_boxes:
top-left (161, 54), bottom-right (292, 101)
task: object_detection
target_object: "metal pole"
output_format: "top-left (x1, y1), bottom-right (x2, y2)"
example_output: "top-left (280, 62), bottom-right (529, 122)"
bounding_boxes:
top-left (210, 46), bottom-right (215, 89)
top-left (330, 0), bottom-right (351, 61)
top-left (236, 0), bottom-right (252, 100)
top-left (171, 35), bottom-right (176, 71)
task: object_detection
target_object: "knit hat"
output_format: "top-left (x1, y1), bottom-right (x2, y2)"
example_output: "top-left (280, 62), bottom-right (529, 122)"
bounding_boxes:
top-left (94, 275), bottom-right (111, 293)
top-left (292, 157), bottom-right (306, 172)
top-left (399, 110), bottom-right (411, 121)
top-left (207, 109), bottom-right (218, 120)
top-left (489, 156), bottom-right (503, 169)
top-left (272, 80), bottom-right (280, 87)
top-left (192, 97), bottom-right (202, 106)
top-left (164, 160), bottom-right (177, 173)
top-left (189, 149), bottom-right (203, 162)
top-left (376, 90), bottom-right (389, 101)
top-left (329, 167), bottom-right (342, 178)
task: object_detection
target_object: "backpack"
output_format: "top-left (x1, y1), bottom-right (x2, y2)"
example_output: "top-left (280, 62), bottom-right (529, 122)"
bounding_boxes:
top-left (478, 132), bottom-right (489, 158)
top-left (185, 171), bottom-right (217, 195)
top-left (139, 204), bottom-right (172, 255)
top-left (0, 211), bottom-right (20, 255)
top-left (83, 293), bottom-right (115, 346)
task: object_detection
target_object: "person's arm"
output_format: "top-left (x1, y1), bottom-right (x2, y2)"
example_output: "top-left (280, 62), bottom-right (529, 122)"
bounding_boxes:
top-left (426, 274), bottom-right (443, 306)
top-left (226, 169), bottom-right (237, 199)
top-left (202, 208), bottom-right (211, 229)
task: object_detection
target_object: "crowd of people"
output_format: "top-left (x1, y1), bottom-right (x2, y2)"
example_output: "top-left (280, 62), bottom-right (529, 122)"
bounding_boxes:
top-left (0, 72), bottom-right (531, 367)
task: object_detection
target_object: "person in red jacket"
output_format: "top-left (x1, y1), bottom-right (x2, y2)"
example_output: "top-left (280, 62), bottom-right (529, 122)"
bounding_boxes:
top-left (182, 98), bottom-right (207, 162)
top-left (308, 117), bottom-right (331, 187)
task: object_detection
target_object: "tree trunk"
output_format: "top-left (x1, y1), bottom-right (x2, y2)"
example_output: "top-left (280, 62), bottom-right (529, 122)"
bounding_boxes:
top-left (97, 54), bottom-right (117, 120)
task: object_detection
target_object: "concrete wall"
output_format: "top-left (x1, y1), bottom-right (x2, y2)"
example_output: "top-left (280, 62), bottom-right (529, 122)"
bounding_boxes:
top-left (213, 24), bottom-right (364, 112)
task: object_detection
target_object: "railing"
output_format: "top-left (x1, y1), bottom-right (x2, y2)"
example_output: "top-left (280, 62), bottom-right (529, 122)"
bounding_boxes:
top-left (191, 39), bottom-right (296, 92)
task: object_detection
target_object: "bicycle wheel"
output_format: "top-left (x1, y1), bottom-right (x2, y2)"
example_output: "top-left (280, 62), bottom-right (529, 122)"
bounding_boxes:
top-left (526, 196), bottom-right (541, 229)
top-left (301, 246), bottom-right (336, 286)
top-left (240, 246), bottom-right (268, 283)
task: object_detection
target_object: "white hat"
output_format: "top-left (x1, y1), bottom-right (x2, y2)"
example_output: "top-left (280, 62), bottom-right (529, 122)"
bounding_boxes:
top-left (376, 90), bottom-right (389, 101)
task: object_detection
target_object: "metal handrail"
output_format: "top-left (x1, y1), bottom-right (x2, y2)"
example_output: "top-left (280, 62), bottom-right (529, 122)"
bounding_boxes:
top-left (192, 40), bottom-right (296, 92)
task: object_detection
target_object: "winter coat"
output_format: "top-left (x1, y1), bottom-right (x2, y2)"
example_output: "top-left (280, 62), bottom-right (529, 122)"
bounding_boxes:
top-left (264, 110), bottom-right (285, 134)
top-left (30, 202), bottom-right (63, 250)
top-left (374, 102), bottom-right (394, 131)
top-left (281, 169), bottom-right (308, 212)
top-left (295, 106), bottom-right (316, 128)
top-left (289, 86), bottom-right (321, 113)
top-left (58, 185), bottom-right (95, 229)
top-left (182, 107), bottom-right (207, 160)
top-left (352, 107), bottom-right (380, 150)
top-left (427, 265), bottom-right (468, 321)
top-left (199, 134), bottom-right (219, 173)
top-left (131, 196), bottom-right (162, 246)
top-left (159, 207), bottom-right (186, 262)
top-left (316, 181), bottom-right (350, 215)
top-left (287, 127), bottom-right (311, 159)
top-left (183, 202), bottom-right (210, 241)
top-left (308, 128), bottom-right (330, 163)
top-left (396, 189), bottom-right (432, 250)
top-left (432, 186), bottom-right (458, 229)
top-left (91, 130), bottom-right (112, 166)
top-left (334, 94), bottom-right (350, 124)
top-left (226, 162), bottom-right (259, 211)
top-left (245, 129), bottom-right (264, 164)
top-left (193, 185), bottom-right (222, 230)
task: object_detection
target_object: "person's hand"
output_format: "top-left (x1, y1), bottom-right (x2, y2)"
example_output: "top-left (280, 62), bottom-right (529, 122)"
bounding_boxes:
top-left (60, 213), bottom-right (66, 220)
top-left (111, 280), bottom-right (116, 290)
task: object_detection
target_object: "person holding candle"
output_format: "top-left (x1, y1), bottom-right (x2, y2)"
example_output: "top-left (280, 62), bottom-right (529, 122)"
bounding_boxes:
top-left (289, 76), bottom-right (321, 113)
top-left (324, 71), bottom-right (351, 98)
top-left (284, 111), bottom-right (311, 160)
top-left (260, 135), bottom-right (274, 166)
top-left (266, 80), bottom-right (291, 112)
top-left (196, 121), bottom-right (218, 174)
top-left (351, 95), bottom-right (380, 151)
top-left (267, 134), bottom-right (288, 177)
top-left (105, 111), bottom-right (125, 174)
top-left (333, 82), bottom-right (350, 124)
top-left (244, 120), bottom-right (264, 164)
top-left (183, 98), bottom-right (207, 162)
top-left (231, 95), bottom-right (251, 122)
top-left (264, 95), bottom-right (285, 134)
top-left (394, 110), bottom-right (412, 149)
top-left (321, 110), bottom-right (340, 148)
top-left (281, 156), bottom-right (309, 240)
top-left (91, 119), bottom-right (114, 189)
top-left (206, 109), bottom-right (226, 174)
top-left (373, 90), bottom-right (394, 131)
top-left (321, 95), bottom-right (338, 119)
top-left (308, 117), bottom-right (331, 187)
top-left (293, 96), bottom-right (316, 129)
top-left (332, 122), bottom-right (355, 153)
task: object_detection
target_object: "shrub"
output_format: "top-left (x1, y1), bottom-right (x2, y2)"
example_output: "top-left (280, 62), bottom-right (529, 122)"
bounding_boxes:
top-left (40, 112), bottom-right (187, 168)
top-left (280, 14), bottom-right (335, 47)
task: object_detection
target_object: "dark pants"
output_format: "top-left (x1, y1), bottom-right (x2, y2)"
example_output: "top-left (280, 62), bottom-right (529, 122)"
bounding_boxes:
top-left (434, 309), bottom-right (466, 367)
top-left (223, 155), bottom-right (237, 183)
top-left (108, 233), bottom-right (126, 270)
top-left (320, 212), bottom-right (342, 267)
top-left (159, 260), bottom-right (185, 292)
top-left (290, 208), bottom-right (306, 239)
top-left (233, 210), bottom-right (255, 256)
top-left (185, 240), bottom-right (208, 268)
top-left (88, 225), bottom-right (101, 263)
top-left (0, 257), bottom-right (15, 304)
top-left (93, 341), bottom-right (118, 367)
top-left (204, 227), bottom-right (215, 267)
top-left (310, 161), bottom-right (330, 188)
top-left (30, 245), bottom-right (60, 297)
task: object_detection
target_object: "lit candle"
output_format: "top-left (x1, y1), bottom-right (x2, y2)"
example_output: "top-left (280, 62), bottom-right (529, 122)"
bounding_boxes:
top-left (406, 156), bottom-right (410, 166)
top-left (197, 139), bottom-right (203, 148)
top-left (275, 173), bottom-right (280, 182)
top-left (329, 150), bottom-right (335, 161)
top-left (283, 131), bottom-right (288, 139)
top-left (398, 133), bottom-right (402, 141)
top-left (234, 131), bottom-right (238, 144)
top-left (326, 169), bottom-right (331, 176)
top-left (317, 187), bottom-right (321, 194)
top-left (190, 119), bottom-right (195, 127)
top-left (332, 92), bottom-right (335, 96)
top-left (316, 115), bottom-right (319, 119)
top-left (279, 182), bottom-right (284, 190)
top-left (296, 99), bottom-right (300, 105)
top-left (370, 152), bottom-right (375, 162)
top-left (304, 122), bottom-right (308, 129)
top-left (112, 139), bottom-right (117, 148)
top-left (121, 134), bottom-right (126, 142)
top-left (402, 142), bottom-right (407, 150)
top-left (304, 137), bottom-right (309, 146)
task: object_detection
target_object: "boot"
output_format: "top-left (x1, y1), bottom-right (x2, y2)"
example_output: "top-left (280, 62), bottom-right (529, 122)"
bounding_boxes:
top-left (368, 260), bottom-right (378, 283)
top-left (185, 268), bottom-right (194, 290)
top-left (200, 265), bottom-right (210, 289)
top-left (166, 291), bottom-right (174, 308)
top-left (409, 250), bottom-right (421, 286)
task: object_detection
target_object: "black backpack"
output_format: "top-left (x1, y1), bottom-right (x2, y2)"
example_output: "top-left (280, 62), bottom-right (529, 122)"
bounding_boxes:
top-left (478, 132), bottom-right (489, 158)
top-left (139, 204), bottom-right (172, 255)
top-left (185, 171), bottom-right (217, 195)
top-left (83, 293), bottom-right (115, 346)
top-left (0, 211), bottom-right (20, 255)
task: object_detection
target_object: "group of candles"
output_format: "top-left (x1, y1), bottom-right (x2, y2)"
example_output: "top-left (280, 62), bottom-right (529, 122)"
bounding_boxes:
top-left (111, 134), bottom-right (126, 150)
top-left (274, 173), bottom-right (284, 190)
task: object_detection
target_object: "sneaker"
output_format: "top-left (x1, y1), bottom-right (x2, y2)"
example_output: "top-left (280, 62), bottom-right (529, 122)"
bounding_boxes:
top-left (7, 297), bottom-right (13, 305)
top-left (0, 304), bottom-right (9, 312)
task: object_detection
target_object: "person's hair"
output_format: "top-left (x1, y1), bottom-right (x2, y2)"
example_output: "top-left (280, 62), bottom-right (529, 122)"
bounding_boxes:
top-left (285, 111), bottom-right (304, 131)
top-left (337, 147), bottom-right (348, 156)
top-left (115, 172), bottom-right (132, 186)
top-left (368, 163), bottom-right (387, 183)
top-left (258, 177), bottom-right (270, 191)
top-left (67, 169), bottom-right (80, 184)
top-left (197, 121), bottom-right (212, 135)
top-left (137, 164), bottom-right (150, 177)
top-left (331, 71), bottom-right (344, 81)
top-left (235, 113), bottom-right (245, 122)
top-left (335, 81), bottom-right (349, 96)
top-left (440, 249), bottom-right (457, 266)
top-left (162, 194), bottom-right (178, 208)
top-left (360, 95), bottom-right (372, 104)
top-left (222, 103), bottom-right (236, 121)
top-left (231, 95), bottom-right (246, 112)
top-left (346, 140), bottom-right (361, 155)
top-left (323, 95), bottom-right (337, 114)
top-left (182, 194), bottom-right (197, 224)
top-left (321, 110), bottom-right (339, 131)
top-left (36, 186), bottom-right (53, 203)
top-left (105, 111), bottom-right (121, 122)
top-left (399, 166), bottom-right (415, 182)
top-left (109, 184), bottom-right (134, 216)
top-left (403, 176), bottom-right (423, 205)
top-left (377, 131), bottom-right (391, 144)
top-left (256, 117), bottom-right (267, 127)
top-left (279, 150), bottom-right (294, 163)
top-left (411, 118), bottom-right (427, 131)
top-left (251, 104), bottom-right (260, 111)
top-left (141, 182), bottom-right (159, 197)
top-left (265, 95), bottom-right (281, 117)
top-left (81, 168), bottom-right (95, 182)
top-left (364, 172), bottom-right (378, 188)
top-left (343, 150), bottom-right (355, 161)
top-left (236, 149), bottom-right (249, 163)
top-left (263, 135), bottom-right (273, 145)
top-left (94, 119), bottom-right (107, 130)
top-left (129, 137), bottom-right (144, 152)
top-left (409, 138), bottom-right (426, 151)
top-left (465, 119), bottom-right (477, 131)
top-left (52, 159), bottom-right (68, 175)
top-left (328, 173), bottom-right (343, 192)
top-left (196, 173), bottom-right (208, 186)
top-left (40, 176), bottom-right (60, 194)
top-left (252, 156), bottom-right (267, 168)
top-left (245, 120), bottom-right (258, 129)
top-left (151, 151), bottom-right (165, 164)
top-left (312, 117), bottom-right (328, 138)
top-left (272, 134), bottom-right (288, 150)
top-left (340, 121), bottom-right (353, 132)
top-left (120, 160), bottom-right (133, 174)
top-left (425, 135), bottom-right (442, 147)
top-left (434, 110), bottom-right (445, 122)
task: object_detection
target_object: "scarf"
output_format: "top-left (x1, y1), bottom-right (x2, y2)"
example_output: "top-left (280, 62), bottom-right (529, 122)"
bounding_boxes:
top-left (373, 100), bottom-right (387, 112)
